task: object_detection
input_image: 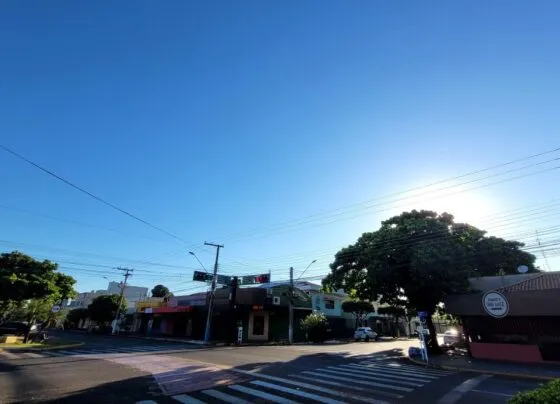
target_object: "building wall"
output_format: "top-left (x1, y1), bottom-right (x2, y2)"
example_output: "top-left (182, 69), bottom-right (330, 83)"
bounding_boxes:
top-left (107, 282), bottom-right (148, 308)
top-left (310, 292), bottom-right (345, 317)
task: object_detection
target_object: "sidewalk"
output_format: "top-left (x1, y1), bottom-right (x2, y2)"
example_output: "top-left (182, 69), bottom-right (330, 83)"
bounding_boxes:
top-left (409, 351), bottom-right (560, 381)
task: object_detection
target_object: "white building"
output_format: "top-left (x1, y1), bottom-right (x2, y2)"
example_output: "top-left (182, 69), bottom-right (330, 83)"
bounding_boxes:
top-left (66, 290), bottom-right (109, 309)
top-left (107, 282), bottom-right (148, 308)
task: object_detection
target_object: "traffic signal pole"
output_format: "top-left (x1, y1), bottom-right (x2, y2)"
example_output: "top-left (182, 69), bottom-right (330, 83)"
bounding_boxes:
top-left (204, 242), bottom-right (223, 343)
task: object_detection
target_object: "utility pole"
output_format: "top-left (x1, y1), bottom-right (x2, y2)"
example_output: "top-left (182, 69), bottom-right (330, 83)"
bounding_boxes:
top-left (536, 230), bottom-right (552, 271)
top-left (112, 267), bottom-right (133, 335)
top-left (204, 242), bottom-right (224, 343)
top-left (288, 266), bottom-right (294, 344)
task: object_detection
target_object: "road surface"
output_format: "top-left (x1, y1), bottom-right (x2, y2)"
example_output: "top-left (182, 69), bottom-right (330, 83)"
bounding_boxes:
top-left (0, 332), bottom-right (544, 403)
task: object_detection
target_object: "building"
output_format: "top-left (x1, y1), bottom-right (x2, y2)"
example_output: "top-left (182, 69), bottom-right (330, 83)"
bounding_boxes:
top-left (66, 290), bottom-right (109, 309)
top-left (133, 281), bottom-right (355, 342)
top-left (444, 271), bottom-right (560, 363)
top-left (107, 281), bottom-right (148, 308)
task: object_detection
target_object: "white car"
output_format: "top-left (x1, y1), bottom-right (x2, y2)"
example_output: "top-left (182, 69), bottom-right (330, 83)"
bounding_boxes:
top-left (354, 327), bottom-right (378, 342)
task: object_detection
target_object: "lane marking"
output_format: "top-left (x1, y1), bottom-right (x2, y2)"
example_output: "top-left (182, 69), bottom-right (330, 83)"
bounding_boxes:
top-left (250, 380), bottom-right (345, 404)
top-left (291, 374), bottom-right (402, 400)
top-left (0, 350), bottom-right (20, 360)
top-left (437, 374), bottom-right (493, 404)
top-left (229, 384), bottom-right (300, 404)
top-left (228, 368), bottom-right (388, 404)
top-left (350, 363), bottom-right (442, 378)
top-left (202, 388), bottom-right (251, 404)
top-left (171, 394), bottom-right (206, 404)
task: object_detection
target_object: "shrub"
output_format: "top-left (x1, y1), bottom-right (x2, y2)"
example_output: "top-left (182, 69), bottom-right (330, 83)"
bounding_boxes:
top-left (300, 311), bottom-right (329, 343)
top-left (509, 379), bottom-right (560, 404)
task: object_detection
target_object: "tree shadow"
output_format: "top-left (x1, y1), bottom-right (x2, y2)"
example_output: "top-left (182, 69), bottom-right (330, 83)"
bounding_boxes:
top-left (27, 347), bottom-right (411, 403)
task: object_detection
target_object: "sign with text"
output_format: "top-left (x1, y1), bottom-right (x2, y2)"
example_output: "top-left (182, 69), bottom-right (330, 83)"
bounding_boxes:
top-left (192, 271), bottom-right (212, 282)
top-left (482, 291), bottom-right (509, 318)
top-left (240, 274), bottom-right (270, 285)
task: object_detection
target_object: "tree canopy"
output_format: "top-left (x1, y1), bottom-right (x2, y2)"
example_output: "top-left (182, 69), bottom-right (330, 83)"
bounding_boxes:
top-left (323, 210), bottom-right (537, 352)
top-left (151, 284), bottom-right (172, 298)
top-left (87, 295), bottom-right (127, 325)
top-left (341, 300), bottom-right (375, 328)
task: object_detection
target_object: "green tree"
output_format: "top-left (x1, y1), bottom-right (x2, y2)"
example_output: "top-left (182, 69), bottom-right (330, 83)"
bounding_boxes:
top-left (323, 210), bottom-right (537, 353)
top-left (87, 295), bottom-right (127, 325)
top-left (300, 311), bottom-right (329, 343)
top-left (66, 308), bottom-right (89, 328)
top-left (151, 284), bottom-right (172, 298)
top-left (0, 251), bottom-right (77, 341)
top-left (341, 300), bottom-right (375, 329)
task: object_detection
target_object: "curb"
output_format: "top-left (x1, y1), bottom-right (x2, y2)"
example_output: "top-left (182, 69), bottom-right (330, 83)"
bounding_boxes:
top-left (0, 342), bottom-right (85, 352)
top-left (407, 356), bottom-right (556, 381)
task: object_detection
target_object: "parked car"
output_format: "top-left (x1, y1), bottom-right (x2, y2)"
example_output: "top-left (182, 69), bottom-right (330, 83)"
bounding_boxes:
top-left (354, 327), bottom-right (378, 342)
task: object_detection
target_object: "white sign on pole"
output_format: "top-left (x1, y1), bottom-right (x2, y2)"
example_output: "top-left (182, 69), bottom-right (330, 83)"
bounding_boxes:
top-left (51, 305), bottom-right (61, 313)
top-left (482, 291), bottom-right (509, 318)
top-left (237, 326), bottom-right (243, 344)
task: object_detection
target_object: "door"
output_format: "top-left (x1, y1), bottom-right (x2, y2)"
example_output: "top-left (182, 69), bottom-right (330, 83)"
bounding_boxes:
top-left (248, 311), bottom-right (269, 341)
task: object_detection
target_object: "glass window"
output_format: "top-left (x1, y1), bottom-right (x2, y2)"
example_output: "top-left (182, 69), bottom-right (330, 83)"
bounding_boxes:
top-left (325, 299), bottom-right (335, 309)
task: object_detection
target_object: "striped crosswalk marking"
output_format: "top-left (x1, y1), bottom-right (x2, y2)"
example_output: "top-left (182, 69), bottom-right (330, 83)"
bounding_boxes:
top-left (290, 374), bottom-right (401, 400)
top-left (302, 370), bottom-right (414, 392)
top-left (0, 350), bottom-right (20, 360)
top-left (136, 401), bottom-right (158, 404)
top-left (23, 352), bottom-right (43, 358)
top-left (202, 388), bottom-right (251, 404)
top-left (331, 365), bottom-right (429, 385)
top-left (250, 380), bottom-right (345, 404)
top-left (344, 363), bottom-right (439, 380)
top-left (353, 362), bottom-right (448, 377)
top-left (171, 394), bottom-right (206, 404)
top-left (231, 368), bottom-right (389, 404)
top-left (229, 384), bottom-right (299, 404)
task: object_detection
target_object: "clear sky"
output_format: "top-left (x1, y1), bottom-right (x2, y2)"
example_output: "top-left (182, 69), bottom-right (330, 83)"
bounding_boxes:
top-left (1, 1), bottom-right (559, 296)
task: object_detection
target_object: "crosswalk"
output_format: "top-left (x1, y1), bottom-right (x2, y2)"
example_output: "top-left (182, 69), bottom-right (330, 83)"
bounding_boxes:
top-left (136, 357), bottom-right (454, 404)
top-left (0, 344), bottom-right (188, 360)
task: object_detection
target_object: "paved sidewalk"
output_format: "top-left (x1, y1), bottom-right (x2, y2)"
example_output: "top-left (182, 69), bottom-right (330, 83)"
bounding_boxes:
top-left (410, 353), bottom-right (560, 381)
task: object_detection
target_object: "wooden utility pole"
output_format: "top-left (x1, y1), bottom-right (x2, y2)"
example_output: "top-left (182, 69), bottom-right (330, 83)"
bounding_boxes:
top-left (112, 267), bottom-right (133, 335)
top-left (203, 242), bottom-right (224, 343)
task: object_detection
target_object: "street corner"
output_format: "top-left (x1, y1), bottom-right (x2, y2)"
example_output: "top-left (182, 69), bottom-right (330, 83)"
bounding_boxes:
top-left (103, 354), bottom-right (249, 396)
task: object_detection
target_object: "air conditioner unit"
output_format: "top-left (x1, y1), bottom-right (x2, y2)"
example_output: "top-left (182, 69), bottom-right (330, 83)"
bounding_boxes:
top-left (272, 296), bottom-right (281, 305)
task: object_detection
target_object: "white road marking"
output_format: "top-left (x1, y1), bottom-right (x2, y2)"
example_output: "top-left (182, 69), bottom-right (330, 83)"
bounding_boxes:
top-left (202, 388), bottom-right (251, 403)
top-left (303, 370), bottom-right (414, 392)
top-left (471, 389), bottom-right (513, 398)
top-left (228, 368), bottom-right (388, 404)
top-left (0, 350), bottom-right (20, 360)
top-left (351, 363), bottom-right (442, 378)
top-left (136, 401), bottom-right (158, 404)
top-left (291, 374), bottom-right (402, 400)
top-left (171, 394), bottom-right (206, 404)
top-left (338, 364), bottom-right (434, 383)
top-left (373, 362), bottom-right (452, 375)
top-left (229, 384), bottom-right (300, 403)
top-left (23, 352), bottom-right (43, 358)
top-left (250, 380), bottom-right (346, 404)
top-left (437, 375), bottom-right (493, 404)
top-left (327, 366), bottom-right (425, 386)
top-left (314, 368), bottom-right (416, 392)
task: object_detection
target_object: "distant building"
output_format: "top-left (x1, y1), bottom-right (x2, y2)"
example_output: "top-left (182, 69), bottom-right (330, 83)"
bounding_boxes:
top-left (107, 281), bottom-right (148, 308)
top-left (66, 290), bottom-right (109, 309)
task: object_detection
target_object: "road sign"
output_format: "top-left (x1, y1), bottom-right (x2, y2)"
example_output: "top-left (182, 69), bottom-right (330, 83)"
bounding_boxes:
top-left (482, 291), bottom-right (509, 318)
top-left (51, 305), bottom-right (61, 313)
top-left (216, 274), bottom-right (234, 285)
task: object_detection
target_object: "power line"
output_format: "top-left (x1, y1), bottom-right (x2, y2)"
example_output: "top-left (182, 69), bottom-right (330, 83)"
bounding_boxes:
top-left (0, 144), bottom-right (191, 246)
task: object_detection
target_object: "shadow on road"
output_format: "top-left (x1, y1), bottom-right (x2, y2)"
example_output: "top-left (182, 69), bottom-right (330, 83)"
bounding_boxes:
top-left (34, 347), bottom-right (408, 403)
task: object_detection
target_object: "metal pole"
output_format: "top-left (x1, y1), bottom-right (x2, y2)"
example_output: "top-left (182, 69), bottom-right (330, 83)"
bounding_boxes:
top-left (204, 242), bottom-right (223, 343)
top-left (288, 266), bottom-right (294, 344)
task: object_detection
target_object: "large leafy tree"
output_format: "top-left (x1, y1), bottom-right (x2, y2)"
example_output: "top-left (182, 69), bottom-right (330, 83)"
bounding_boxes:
top-left (323, 210), bottom-right (537, 353)
top-left (341, 300), bottom-right (375, 329)
top-left (0, 251), bottom-right (77, 340)
top-left (151, 284), bottom-right (172, 298)
top-left (87, 294), bottom-right (127, 325)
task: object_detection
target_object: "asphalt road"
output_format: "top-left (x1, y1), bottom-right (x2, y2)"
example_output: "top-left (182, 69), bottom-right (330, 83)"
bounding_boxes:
top-left (0, 333), bottom-right (546, 404)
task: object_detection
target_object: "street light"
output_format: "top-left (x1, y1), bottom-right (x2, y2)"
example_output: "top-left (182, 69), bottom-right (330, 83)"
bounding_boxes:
top-left (189, 251), bottom-right (209, 273)
top-left (297, 259), bottom-right (317, 280)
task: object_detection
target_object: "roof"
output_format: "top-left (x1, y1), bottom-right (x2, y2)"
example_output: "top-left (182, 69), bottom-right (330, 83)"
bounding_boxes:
top-left (497, 271), bottom-right (560, 292)
top-left (467, 273), bottom-right (541, 292)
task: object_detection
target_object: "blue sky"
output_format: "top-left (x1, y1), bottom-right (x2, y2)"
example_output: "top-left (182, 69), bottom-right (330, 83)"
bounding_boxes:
top-left (1, 1), bottom-right (559, 295)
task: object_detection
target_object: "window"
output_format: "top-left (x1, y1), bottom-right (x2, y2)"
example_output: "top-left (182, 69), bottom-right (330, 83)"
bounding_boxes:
top-left (325, 299), bottom-right (335, 309)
